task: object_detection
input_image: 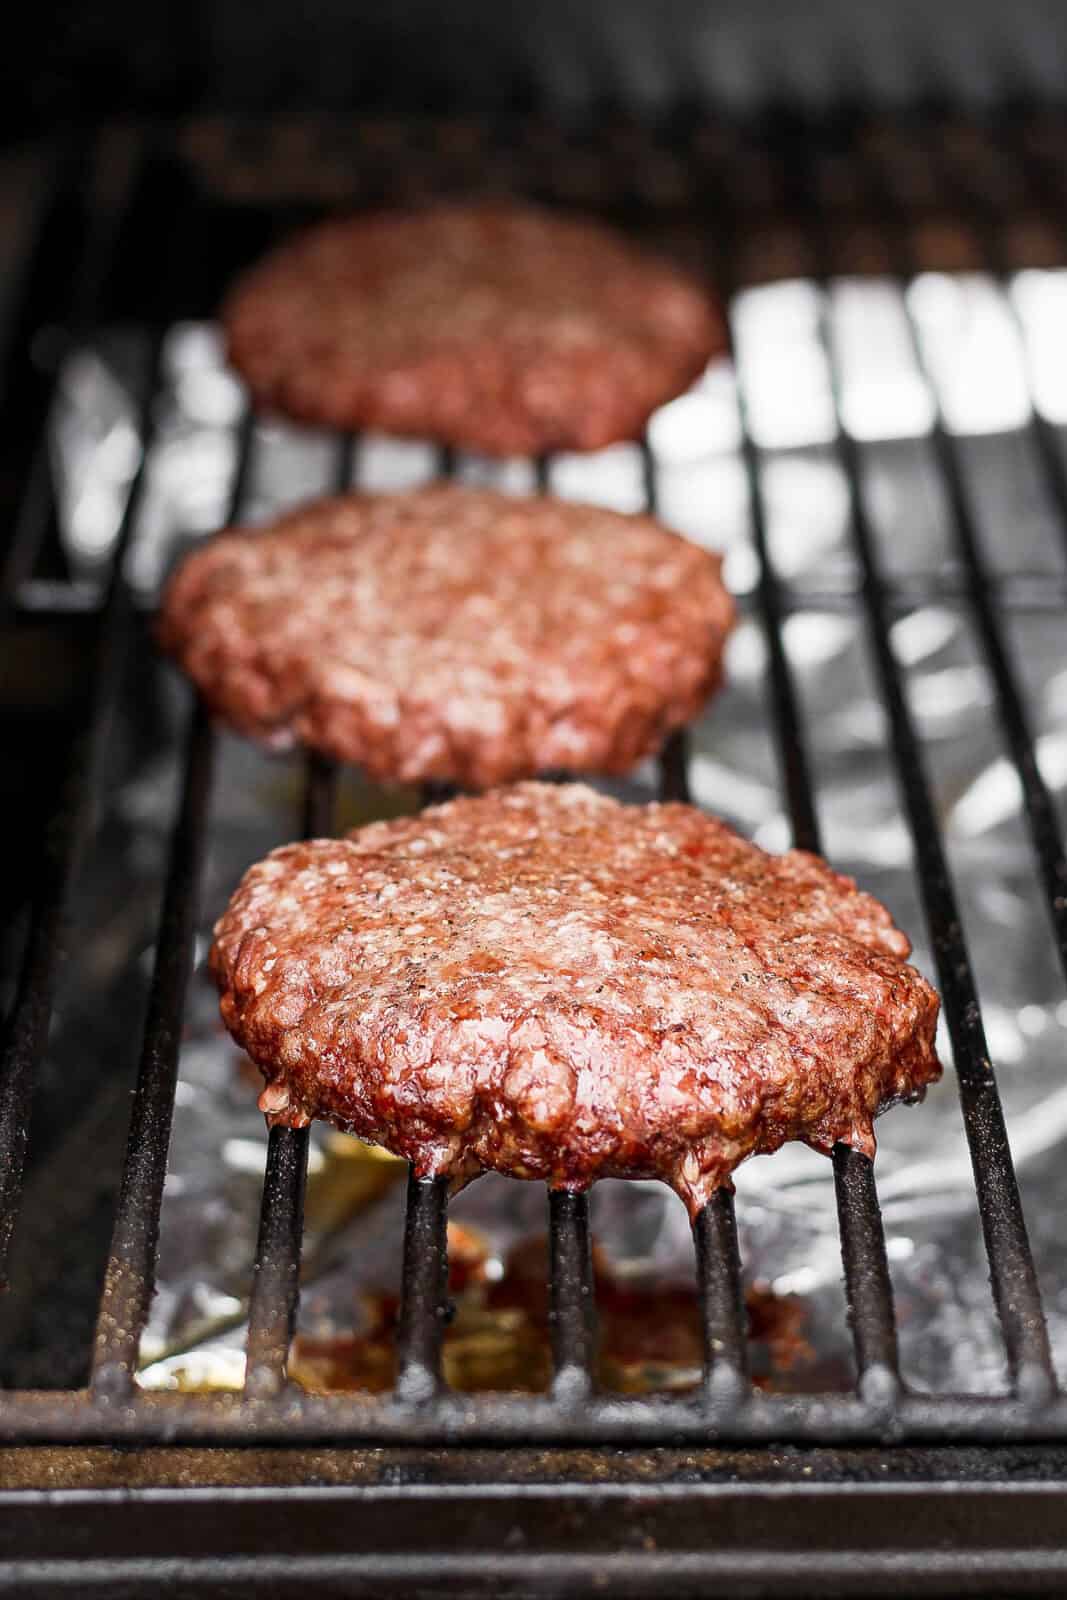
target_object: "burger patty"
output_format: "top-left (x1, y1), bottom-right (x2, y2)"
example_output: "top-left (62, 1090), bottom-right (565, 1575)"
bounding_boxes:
top-left (222, 202), bottom-right (723, 456)
top-left (211, 783), bottom-right (941, 1214)
top-left (158, 484), bottom-right (734, 789)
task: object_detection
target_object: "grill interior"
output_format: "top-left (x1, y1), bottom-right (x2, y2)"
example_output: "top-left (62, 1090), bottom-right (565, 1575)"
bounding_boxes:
top-left (3, 108), bottom-right (1067, 1587)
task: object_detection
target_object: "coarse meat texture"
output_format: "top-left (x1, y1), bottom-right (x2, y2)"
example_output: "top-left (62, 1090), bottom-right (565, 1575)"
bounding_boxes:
top-left (211, 783), bottom-right (941, 1216)
top-left (158, 484), bottom-right (734, 789)
top-left (222, 202), bottom-right (723, 455)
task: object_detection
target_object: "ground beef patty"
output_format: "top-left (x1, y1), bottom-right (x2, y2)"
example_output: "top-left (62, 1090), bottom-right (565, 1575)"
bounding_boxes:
top-left (211, 783), bottom-right (941, 1215)
top-left (222, 203), bottom-right (722, 455)
top-left (159, 484), bottom-right (734, 788)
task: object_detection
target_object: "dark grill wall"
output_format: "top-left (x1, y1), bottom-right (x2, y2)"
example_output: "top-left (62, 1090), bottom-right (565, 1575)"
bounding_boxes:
top-left (10, 0), bottom-right (1067, 134)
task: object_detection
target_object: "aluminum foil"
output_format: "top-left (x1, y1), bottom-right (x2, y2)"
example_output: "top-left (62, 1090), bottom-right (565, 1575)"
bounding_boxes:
top-left (42, 270), bottom-right (1067, 1400)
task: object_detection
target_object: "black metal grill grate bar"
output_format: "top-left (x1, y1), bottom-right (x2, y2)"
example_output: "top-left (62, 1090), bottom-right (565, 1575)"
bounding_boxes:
top-left (0, 134), bottom-right (150, 609)
top-left (335, 431), bottom-right (359, 496)
top-left (244, 1124), bottom-right (312, 1397)
top-left (1024, 405), bottom-right (1067, 569)
top-left (693, 1191), bottom-right (749, 1400)
top-left (908, 295), bottom-right (1067, 1000)
top-left (90, 701), bottom-right (217, 1396)
top-left (548, 1190), bottom-right (597, 1401)
top-left (0, 344), bottom-right (161, 1283)
top-left (5, 1384), bottom-right (1067, 1448)
top-left (0, 114), bottom-right (1064, 1449)
top-left (823, 337), bottom-right (1056, 1399)
top-left (866, 125), bottom-right (1067, 1018)
top-left (963, 122), bottom-right (1067, 582)
top-left (0, 132), bottom-right (215, 1293)
top-left (775, 127), bottom-right (1057, 1395)
top-left (741, 120), bottom-right (1055, 1399)
top-left (722, 277), bottom-right (903, 1400)
top-left (13, 568), bottom-right (1067, 621)
top-left (731, 363), bottom-right (823, 858)
top-left (302, 750), bottom-right (341, 841)
top-left (657, 726), bottom-right (690, 804)
top-left (396, 1176), bottom-right (451, 1402)
top-left (831, 1146), bottom-right (900, 1397)
top-left (242, 434), bottom-right (352, 1395)
top-left (642, 434), bottom-right (752, 1391)
top-left (89, 412), bottom-right (256, 1394)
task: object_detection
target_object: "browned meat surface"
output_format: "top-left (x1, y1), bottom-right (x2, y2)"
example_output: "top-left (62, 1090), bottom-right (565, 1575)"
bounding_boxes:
top-left (222, 203), bottom-right (723, 456)
top-left (159, 485), bottom-right (734, 789)
top-left (211, 783), bottom-right (941, 1215)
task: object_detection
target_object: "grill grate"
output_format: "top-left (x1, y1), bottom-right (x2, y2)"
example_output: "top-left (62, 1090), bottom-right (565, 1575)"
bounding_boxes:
top-left (2, 112), bottom-right (1067, 1458)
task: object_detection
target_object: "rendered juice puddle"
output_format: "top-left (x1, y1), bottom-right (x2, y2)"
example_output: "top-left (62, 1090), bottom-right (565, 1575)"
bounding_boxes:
top-left (289, 1224), bottom-right (829, 1398)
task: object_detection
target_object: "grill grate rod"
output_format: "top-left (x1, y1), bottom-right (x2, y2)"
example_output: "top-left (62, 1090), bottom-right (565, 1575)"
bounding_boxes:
top-left (10, 1382), bottom-right (1067, 1448)
top-left (1021, 399), bottom-right (1067, 571)
top-left (303, 750), bottom-right (341, 840)
top-left (0, 344), bottom-right (162, 1286)
top-left (813, 293), bottom-right (1055, 1400)
top-left (731, 385), bottom-right (820, 856)
top-left (693, 1192), bottom-right (750, 1399)
top-left (1, 133), bottom-right (149, 608)
top-left (335, 430), bottom-right (359, 494)
top-left (787, 129), bottom-right (1055, 1398)
top-left (243, 1124), bottom-right (314, 1397)
top-left (243, 709), bottom-right (344, 1399)
top-left (89, 413), bottom-right (256, 1395)
top-left (831, 1144), bottom-right (900, 1398)
top-left (548, 1189), bottom-right (597, 1402)
top-left (923, 401), bottom-right (1067, 998)
top-left (857, 428), bottom-right (1054, 1398)
top-left (391, 446), bottom-right (465, 1402)
top-left (720, 271), bottom-right (902, 1397)
top-left (910, 135), bottom-right (1067, 1004)
top-left (0, 140), bottom-right (206, 1288)
top-left (1003, 119), bottom-right (1067, 571)
top-left (658, 726), bottom-right (691, 804)
top-left (90, 703), bottom-right (217, 1396)
top-left (642, 453), bottom-right (694, 811)
top-left (243, 434), bottom-right (353, 1396)
top-left (395, 1175), bottom-right (451, 1402)
top-left (642, 434), bottom-right (751, 1398)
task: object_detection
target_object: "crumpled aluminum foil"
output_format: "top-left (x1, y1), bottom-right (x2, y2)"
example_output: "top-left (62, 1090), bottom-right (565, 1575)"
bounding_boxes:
top-left (44, 270), bottom-right (1067, 1399)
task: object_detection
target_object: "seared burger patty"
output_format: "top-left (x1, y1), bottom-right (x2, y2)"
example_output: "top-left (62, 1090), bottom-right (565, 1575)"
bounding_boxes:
top-left (159, 484), bottom-right (734, 789)
top-left (211, 783), bottom-right (941, 1214)
top-left (222, 202), bottom-right (723, 456)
